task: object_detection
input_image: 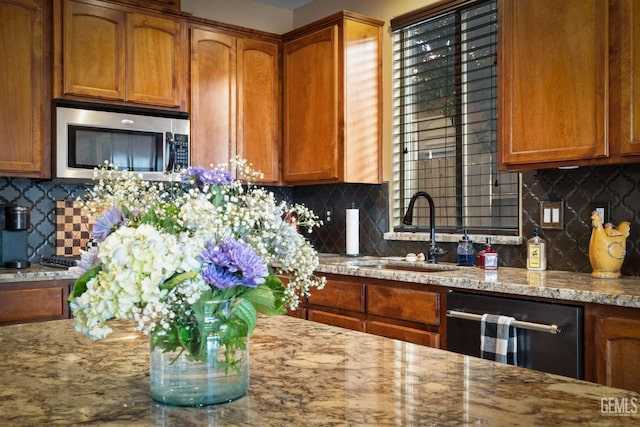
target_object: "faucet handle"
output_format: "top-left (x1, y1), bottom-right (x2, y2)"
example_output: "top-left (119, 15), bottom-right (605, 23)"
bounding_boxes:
top-left (428, 246), bottom-right (447, 264)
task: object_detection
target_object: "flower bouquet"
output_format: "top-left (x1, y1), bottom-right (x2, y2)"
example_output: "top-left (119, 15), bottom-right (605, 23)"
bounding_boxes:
top-left (68, 159), bottom-right (325, 405)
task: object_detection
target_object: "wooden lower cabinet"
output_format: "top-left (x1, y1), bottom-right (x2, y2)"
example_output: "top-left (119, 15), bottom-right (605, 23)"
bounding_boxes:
top-left (366, 320), bottom-right (439, 348)
top-left (584, 304), bottom-right (640, 393)
top-left (309, 310), bottom-right (365, 332)
top-left (594, 315), bottom-right (640, 393)
top-left (0, 280), bottom-right (73, 325)
top-left (300, 274), bottom-right (443, 348)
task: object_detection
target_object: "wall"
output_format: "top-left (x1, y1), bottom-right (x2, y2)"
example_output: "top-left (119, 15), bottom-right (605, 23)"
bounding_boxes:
top-left (0, 179), bottom-right (87, 263)
top-left (6, 1), bottom-right (637, 276)
top-left (294, 164), bottom-right (640, 277)
top-left (181, 0), bottom-right (294, 33)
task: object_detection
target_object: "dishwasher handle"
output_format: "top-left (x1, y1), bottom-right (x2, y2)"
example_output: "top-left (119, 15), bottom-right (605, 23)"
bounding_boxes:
top-left (446, 310), bottom-right (562, 335)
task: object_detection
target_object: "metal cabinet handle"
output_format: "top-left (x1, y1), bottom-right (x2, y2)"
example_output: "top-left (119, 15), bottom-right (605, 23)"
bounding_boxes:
top-left (446, 310), bottom-right (561, 335)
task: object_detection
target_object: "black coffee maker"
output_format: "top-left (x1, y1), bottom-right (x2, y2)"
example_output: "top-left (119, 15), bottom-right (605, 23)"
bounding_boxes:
top-left (2, 205), bottom-right (30, 269)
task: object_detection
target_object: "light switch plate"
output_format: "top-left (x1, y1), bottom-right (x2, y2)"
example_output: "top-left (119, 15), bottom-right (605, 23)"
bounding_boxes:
top-left (540, 201), bottom-right (563, 230)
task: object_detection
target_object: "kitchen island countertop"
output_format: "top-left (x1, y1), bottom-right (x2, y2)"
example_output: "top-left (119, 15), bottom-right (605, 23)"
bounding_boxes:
top-left (0, 316), bottom-right (638, 426)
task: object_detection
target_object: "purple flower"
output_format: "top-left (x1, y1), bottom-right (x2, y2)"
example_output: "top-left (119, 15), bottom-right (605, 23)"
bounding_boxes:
top-left (200, 238), bottom-right (268, 289)
top-left (181, 166), bottom-right (205, 183)
top-left (92, 207), bottom-right (124, 242)
top-left (200, 169), bottom-right (233, 185)
top-left (182, 166), bottom-right (233, 186)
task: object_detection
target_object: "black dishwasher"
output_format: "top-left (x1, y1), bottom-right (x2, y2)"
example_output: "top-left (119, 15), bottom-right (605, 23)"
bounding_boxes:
top-left (446, 291), bottom-right (584, 379)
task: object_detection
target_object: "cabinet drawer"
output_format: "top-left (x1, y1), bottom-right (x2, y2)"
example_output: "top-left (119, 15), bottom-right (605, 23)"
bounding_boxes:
top-left (309, 310), bottom-right (365, 332)
top-left (308, 279), bottom-right (364, 312)
top-left (367, 284), bottom-right (439, 325)
top-left (366, 321), bottom-right (440, 348)
top-left (0, 287), bottom-right (67, 323)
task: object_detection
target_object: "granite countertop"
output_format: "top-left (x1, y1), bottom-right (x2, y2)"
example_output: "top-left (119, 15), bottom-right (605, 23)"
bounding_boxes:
top-left (0, 263), bottom-right (77, 283)
top-left (317, 255), bottom-right (640, 308)
top-left (3, 255), bottom-right (640, 308)
top-left (0, 316), bottom-right (638, 426)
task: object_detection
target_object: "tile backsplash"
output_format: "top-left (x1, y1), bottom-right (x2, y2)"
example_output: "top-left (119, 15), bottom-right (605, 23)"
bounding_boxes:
top-left (294, 164), bottom-right (640, 277)
top-left (1, 163), bottom-right (639, 275)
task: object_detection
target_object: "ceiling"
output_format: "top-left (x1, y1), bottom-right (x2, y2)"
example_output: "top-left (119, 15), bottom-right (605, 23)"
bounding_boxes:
top-left (253, 0), bottom-right (313, 10)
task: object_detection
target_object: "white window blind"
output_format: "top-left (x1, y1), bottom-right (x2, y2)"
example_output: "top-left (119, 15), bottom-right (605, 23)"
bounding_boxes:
top-left (392, 0), bottom-right (519, 235)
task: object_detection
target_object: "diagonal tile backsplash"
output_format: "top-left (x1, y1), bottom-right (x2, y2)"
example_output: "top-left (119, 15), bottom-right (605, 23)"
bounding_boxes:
top-left (0, 162), bottom-right (638, 275)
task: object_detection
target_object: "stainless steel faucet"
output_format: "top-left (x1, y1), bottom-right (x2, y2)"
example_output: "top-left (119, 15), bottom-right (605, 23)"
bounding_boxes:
top-left (402, 191), bottom-right (447, 263)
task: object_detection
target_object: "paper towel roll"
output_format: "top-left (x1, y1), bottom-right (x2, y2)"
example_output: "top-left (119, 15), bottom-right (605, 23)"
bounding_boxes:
top-left (346, 208), bottom-right (359, 255)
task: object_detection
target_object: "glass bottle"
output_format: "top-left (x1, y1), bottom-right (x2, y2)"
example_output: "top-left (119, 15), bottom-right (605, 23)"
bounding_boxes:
top-left (479, 237), bottom-right (498, 270)
top-left (527, 228), bottom-right (547, 271)
top-left (456, 229), bottom-right (475, 266)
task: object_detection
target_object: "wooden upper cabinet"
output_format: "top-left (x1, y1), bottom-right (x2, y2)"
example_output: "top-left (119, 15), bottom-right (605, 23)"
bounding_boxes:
top-left (0, 0), bottom-right (50, 178)
top-left (62, 0), bottom-right (125, 100)
top-left (283, 11), bottom-right (382, 184)
top-left (190, 24), bottom-right (280, 183)
top-left (237, 38), bottom-right (280, 184)
top-left (618, 0), bottom-right (640, 156)
top-left (126, 13), bottom-right (185, 108)
top-left (190, 27), bottom-right (236, 168)
top-left (57, 0), bottom-right (187, 110)
top-left (499, 0), bottom-right (609, 170)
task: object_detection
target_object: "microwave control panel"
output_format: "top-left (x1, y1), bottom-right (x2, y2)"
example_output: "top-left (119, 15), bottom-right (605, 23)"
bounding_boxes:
top-left (173, 134), bottom-right (189, 171)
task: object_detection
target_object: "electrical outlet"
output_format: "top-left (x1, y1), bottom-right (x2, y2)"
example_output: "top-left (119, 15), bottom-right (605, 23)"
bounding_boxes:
top-left (591, 201), bottom-right (611, 224)
top-left (325, 207), bottom-right (333, 223)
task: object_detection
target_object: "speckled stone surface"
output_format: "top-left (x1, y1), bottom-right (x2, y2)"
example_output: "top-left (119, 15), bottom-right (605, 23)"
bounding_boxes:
top-left (317, 255), bottom-right (640, 308)
top-left (0, 316), bottom-right (638, 426)
top-left (3, 257), bottom-right (640, 308)
top-left (0, 264), bottom-right (76, 283)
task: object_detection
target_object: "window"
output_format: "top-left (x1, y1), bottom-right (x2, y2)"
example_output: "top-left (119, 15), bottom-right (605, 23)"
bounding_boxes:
top-left (391, 0), bottom-right (519, 235)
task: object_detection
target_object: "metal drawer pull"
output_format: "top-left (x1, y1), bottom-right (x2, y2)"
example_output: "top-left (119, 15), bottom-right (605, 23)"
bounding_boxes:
top-left (446, 310), bottom-right (561, 335)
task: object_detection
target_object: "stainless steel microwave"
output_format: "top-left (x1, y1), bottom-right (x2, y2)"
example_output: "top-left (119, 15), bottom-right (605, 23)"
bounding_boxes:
top-left (55, 103), bottom-right (190, 182)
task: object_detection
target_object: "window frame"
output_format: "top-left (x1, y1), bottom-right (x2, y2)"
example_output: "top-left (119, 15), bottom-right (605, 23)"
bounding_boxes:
top-left (389, 0), bottom-right (521, 240)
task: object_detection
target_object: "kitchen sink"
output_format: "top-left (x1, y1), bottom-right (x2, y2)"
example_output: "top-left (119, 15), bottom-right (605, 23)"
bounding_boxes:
top-left (337, 259), bottom-right (457, 273)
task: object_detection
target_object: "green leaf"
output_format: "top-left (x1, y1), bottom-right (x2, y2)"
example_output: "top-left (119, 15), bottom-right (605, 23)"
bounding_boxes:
top-left (242, 282), bottom-right (286, 316)
top-left (159, 270), bottom-right (199, 292)
top-left (68, 265), bottom-right (101, 301)
top-left (235, 299), bottom-right (258, 336)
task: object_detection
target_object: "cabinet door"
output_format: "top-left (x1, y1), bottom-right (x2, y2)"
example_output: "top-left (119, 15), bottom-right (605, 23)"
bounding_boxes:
top-left (0, 0), bottom-right (49, 177)
top-left (499, 0), bottom-right (608, 168)
top-left (127, 12), bottom-right (185, 108)
top-left (62, 0), bottom-right (125, 100)
top-left (283, 26), bottom-right (339, 182)
top-left (190, 28), bottom-right (236, 167)
top-left (366, 321), bottom-right (439, 348)
top-left (0, 280), bottom-right (72, 325)
top-left (367, 284), bottom-right (440, 326)
top-left (619, 0), bottom-right (640, 156)
top-left (308, 278), bottom-right (364, 312)
top-left (595, 316), bottom-right (640, 393)
top-left (308, 310), bottom-right (365, 332)
top-left (238, 38), bottom-right (280, 183)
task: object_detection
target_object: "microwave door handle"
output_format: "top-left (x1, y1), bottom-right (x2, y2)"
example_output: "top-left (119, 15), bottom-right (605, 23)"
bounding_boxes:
top-left (165, 132), bottom-right (175, 173)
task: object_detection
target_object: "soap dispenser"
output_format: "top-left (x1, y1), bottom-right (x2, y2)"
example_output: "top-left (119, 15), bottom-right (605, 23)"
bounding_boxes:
top-left (456, 229), bottom-right (475, 266)
top-left (478, 237), bottom-right (498, 270)
top-left (527, 228), bottom-right (547, 271)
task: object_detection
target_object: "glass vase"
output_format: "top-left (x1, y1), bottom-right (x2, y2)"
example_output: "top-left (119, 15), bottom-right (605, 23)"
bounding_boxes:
top-left (149, 299), bottom-right (249, 407)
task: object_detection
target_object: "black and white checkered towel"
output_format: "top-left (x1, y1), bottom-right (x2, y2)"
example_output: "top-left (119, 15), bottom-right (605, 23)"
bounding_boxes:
top-left (480, 313), bottom-right (517, 365)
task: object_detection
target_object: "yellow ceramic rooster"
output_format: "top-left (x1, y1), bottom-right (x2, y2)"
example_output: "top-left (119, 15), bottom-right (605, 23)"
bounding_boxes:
top-left (589, 211), bottom-right (630, 278)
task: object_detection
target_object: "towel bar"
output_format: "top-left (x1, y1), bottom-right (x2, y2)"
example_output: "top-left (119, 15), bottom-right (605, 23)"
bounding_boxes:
top-left (446, 310), bottom-right (561, 335)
